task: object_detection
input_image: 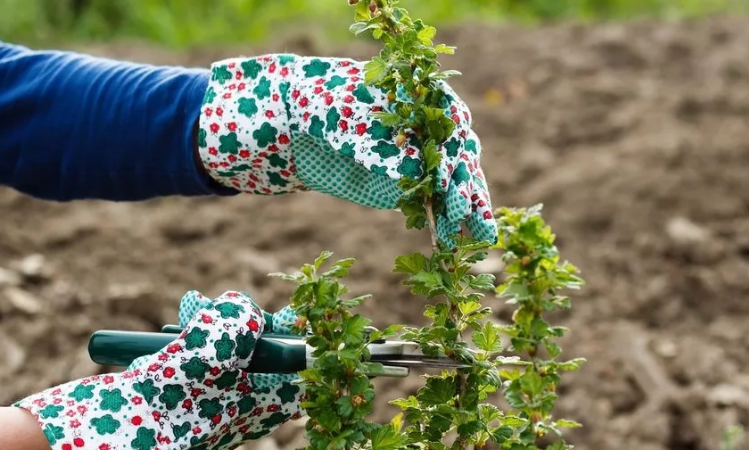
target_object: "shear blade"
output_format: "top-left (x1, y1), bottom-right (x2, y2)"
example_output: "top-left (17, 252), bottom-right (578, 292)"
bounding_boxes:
top-left (375, 358), bottom-right (469, 369)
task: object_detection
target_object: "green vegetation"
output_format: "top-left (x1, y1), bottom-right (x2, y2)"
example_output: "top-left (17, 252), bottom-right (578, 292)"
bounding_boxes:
top-left (2, 0), bottom-right (748, 48)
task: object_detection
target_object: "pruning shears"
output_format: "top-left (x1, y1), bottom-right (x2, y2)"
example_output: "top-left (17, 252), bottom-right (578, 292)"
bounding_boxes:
top-left (87, 326), bottom-right (467, 378)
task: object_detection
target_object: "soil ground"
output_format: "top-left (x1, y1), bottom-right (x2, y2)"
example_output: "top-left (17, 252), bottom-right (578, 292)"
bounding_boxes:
top-left (3, 16), bottom-right (749, 450)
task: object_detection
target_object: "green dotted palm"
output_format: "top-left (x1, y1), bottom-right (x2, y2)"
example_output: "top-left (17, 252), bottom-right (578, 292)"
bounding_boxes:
top-left (292, 133), bottom-right (402, 209)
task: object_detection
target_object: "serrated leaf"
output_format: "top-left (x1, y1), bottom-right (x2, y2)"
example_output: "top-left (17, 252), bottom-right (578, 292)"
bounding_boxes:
top-left (520, 370), bottom-right (545, 395)
top-left (336, 395), bottom-right (354, 418)
top-left (423, 141), bottom-right (442, 173)
top-left (322, 258), bottom-right (357, 278)
top-left (267, 271), bottom-right (299, 281)
top-left (554, 419), bottom-right (582, 429)
top-left (394, 252), bottom-right (428, 275)
top-left (465, 251), bottom-right (489, 264)
top-left (412, 271), bottom-right (443, 290)
top-left (417, 376), bottom-right (456, 406)
top-left (371, 111), bottom-right (403, 127)
top-left (364, 57), bottom-right (388, 85)
top-left (458, 301), bottom-right (482, 316)
top-left (457, 420), bottom-right (483, 437)
top-left (298, 369), bottom-right (323, 383)
top-left (557, 357), bottom-right (587, 371)
top-left (490, 426), bottom-right (513, 443)
top-left (468, 273), bottom-right (496, 292)
top-left (499, 369), bottom-right (521, 380)
top-left (389, 395), bottom-right (419, 410)
top-left (417, 25), bottom-right (437, 45)
top-left (390, 412), bottom-right (405, 432)
top-left (354, 1), bottom-right (370, 21)
top-left (314, 251), bottom-right (333, 270)
top-left (316, 407), bottom-right (341, 432)
top-left (370, 423), bottom-right (408, 450)
top-left (434, 44), bottom-right (456, 54)
top-left (342, 315), bottom-right (371, 346)
top-left (472, 321), bottom-right (502, 352)
top-left (479, 404), bottom-right (502, 422)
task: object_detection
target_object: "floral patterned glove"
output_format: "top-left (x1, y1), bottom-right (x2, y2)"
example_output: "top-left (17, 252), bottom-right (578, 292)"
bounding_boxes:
top-left (198, 54), bottom-right (497, 245)
top-left (14, 290), bottom-right (305, 450)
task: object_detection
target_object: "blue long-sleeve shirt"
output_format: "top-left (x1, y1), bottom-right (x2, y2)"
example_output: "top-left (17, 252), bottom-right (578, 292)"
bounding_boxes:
top-left (0, 41), bottom-right (238, 201)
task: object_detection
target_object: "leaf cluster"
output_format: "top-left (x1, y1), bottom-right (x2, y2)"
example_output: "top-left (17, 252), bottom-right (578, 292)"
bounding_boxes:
top-left (492, 205), bottom-right (586, 447)
top-left (273, 3), bottom-right (586, 450)
top-left (271, 252), bottom-right (401, 450)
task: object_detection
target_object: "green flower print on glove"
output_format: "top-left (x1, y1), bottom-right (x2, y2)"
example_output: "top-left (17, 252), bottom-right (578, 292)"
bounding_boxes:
top-left (15, 291), bottom-right (305, 450)
top-left (198, 54), bottom-right (497, 246)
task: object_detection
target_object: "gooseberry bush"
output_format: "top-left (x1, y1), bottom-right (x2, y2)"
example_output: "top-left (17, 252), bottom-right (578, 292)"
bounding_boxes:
top-left (271, 1), bottom-right (586, 450)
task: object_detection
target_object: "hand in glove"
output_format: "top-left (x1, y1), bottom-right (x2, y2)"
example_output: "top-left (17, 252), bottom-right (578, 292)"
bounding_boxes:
top-left (198, 54), bottom-right (497, 245)
top-left (15, 290), bottom-right (305, 450)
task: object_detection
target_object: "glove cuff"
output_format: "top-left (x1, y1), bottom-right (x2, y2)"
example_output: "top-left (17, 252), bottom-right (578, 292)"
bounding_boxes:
top-left (15, 372), bottom-right (158, 450)
top-left (198, 54), bottom-right (306, 195)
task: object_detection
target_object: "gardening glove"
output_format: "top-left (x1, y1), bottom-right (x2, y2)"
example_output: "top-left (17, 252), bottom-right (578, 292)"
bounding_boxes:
top-left (15, 290), bottom-right (305, 450)
top-left (198, 54), bottom-right (497, 245)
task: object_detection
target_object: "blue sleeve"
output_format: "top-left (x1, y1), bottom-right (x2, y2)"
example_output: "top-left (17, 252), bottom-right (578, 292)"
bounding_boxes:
top-left (0, 41), bottom-right (239, 201)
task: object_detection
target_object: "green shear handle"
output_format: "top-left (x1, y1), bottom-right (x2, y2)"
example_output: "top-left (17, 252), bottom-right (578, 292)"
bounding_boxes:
top-left (88, 330), bottom-right (307, 373)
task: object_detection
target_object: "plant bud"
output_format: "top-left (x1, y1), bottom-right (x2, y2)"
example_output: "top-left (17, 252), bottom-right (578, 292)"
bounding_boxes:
top-left (352, 394), bottom-right (366, 406)
top-left (395, 131), bottom-right (407, 148)
top-left (369, 1), bottom-right (377, 13)
top-left (348, 0), bottom-right (357, 4)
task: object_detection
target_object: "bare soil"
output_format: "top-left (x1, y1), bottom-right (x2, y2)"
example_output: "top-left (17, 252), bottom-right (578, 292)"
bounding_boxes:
top-left (3, 16), bottom-right (749, 450)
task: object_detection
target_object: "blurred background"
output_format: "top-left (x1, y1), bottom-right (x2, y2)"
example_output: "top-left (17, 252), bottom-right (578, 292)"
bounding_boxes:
top-left (3, 1), bottom-right (749, 450)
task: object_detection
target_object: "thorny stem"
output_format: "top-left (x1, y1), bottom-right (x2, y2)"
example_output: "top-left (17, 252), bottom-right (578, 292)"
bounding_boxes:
top-left (425, 199), bottom-right (439, 253)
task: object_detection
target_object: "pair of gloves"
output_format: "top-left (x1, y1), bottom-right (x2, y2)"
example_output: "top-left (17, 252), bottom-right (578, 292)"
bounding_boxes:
top-left (15, 53), bottom-right (497, 450)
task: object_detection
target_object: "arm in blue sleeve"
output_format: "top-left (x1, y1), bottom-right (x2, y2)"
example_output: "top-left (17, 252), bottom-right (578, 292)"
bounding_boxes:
top-left (0, 41), bottom-right (239, 201)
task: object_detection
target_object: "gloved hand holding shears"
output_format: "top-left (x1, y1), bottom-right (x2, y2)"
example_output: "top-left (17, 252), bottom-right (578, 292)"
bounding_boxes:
top-left (14, 291), bottom-right (305, 450)
top-left (13, 288), bottom-right (465, 450)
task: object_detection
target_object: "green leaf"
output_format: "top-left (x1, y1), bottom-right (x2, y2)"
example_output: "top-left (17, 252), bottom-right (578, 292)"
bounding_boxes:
top-left (557, 358), bottom-right (587, 371)
top-left (490, 426), bottom-right (514, 443)
top-left (298, 369), bottom-right (323, 383)
top-left (314, 251), bottom-right (333, 270)
top-left (434, 69), bottom-right (462, 79)
top-left (472, 321), bottom-right (502, 352)
top-left (479, 404), bottom-right (502, 422)
top-left (416, 26), bottom-right (436, 45)
top-left (370, 424), bottom-right (408, 450)
top-left (322, 258), bottom-right (356, 278)
top-left (417, 376), bottom-right (456, 406)
top-left (412, 271), bottom-right (443, 290)
top-left (520, 370), bottom-right (545, 395)
top-left (423, 141), bottom-right (442, 174)
top-left (458, 301), bottom-right (482, 316)
top-left (434, 44), bottom-right (456, 54)
top-left (390, 396), bottom-right (419, 410)
top-left (499, 369), bottom-right (521, 381)
top-left (467, 273), bottom-right (496, 292)
top-left (364, 57), bottom-right (388, 85)
top-left (354, 1), bottom-right (370, 21)
top-left (554, 419), bottom-right (582, 429)
top-left (342, 315), bottom-right (370, 346)
top-left (500, 415), bottom-right (528, 427)
top-left (394, 252), bottom-right (427, 275)
top-left (371, 111), bottom-right (403, 127)
top-left (316, 407), bottom-right (341, 432)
